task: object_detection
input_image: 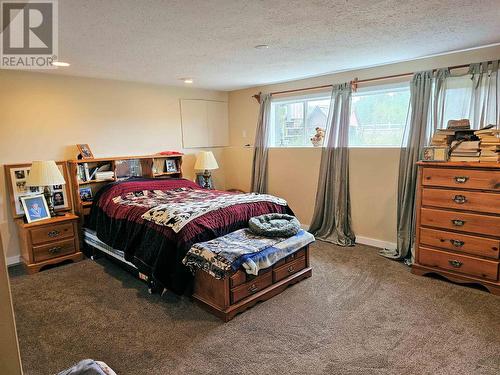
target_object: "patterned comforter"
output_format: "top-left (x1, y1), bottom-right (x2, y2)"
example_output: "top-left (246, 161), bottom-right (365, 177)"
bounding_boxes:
top-left (87, 178), bottom-right (292, 294)
top-left (183, 229), bottom-right (315, 279)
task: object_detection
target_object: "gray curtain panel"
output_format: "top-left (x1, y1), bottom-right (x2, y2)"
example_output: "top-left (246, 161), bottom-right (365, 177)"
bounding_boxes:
top-left (380, 71), bottom-right (433, 260)
top-left (309, 83), bottom-right (355, 246)
top-left (251, 93), bottom-right (271, 193)
top-left (469, 60), bottom-right (499, 129)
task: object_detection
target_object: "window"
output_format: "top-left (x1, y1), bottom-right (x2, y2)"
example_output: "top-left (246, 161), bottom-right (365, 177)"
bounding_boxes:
top-left (269, 82), bottom-right (410, 147)
top-left (270, 93), bottom-right (330, 147)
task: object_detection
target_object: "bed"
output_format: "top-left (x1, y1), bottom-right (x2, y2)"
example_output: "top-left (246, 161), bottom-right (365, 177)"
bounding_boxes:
top-left (85, 177), bottom-right (293, 295)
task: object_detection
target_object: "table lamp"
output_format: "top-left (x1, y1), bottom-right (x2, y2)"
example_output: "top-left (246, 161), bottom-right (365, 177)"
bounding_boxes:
top-left (194, 151), bottom-right (219, 189)
top-left (25, 161), bottom-right (66, 217)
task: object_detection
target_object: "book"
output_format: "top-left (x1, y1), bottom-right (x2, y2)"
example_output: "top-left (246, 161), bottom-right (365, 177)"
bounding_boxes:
top-left (449, 156), bottom-right (480, 162)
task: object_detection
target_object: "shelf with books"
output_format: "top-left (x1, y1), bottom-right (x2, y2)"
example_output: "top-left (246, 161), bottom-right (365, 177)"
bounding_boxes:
top-left (78, 178), bottom-right (116, 185)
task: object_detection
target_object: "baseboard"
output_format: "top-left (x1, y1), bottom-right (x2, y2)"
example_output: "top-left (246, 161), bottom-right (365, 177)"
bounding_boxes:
top-left (301, 224), bottom-right (395, 250)
top-left (7, 255), bottom-right (21, 266)
top-left (356, 236), bottom-right (396, 250)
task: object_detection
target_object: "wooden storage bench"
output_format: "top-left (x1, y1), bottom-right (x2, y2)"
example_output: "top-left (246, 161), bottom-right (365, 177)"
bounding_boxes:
top-left (192, 245), bottom-right (312, 321)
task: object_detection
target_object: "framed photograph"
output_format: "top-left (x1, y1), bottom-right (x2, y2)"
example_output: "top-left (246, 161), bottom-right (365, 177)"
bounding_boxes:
top-left (4, 162), bottom-right (72, 218)
top-left (79, 187), bottom-right (93, 202)
top-left (77, 144), bottom-right (94, 159)
top-left (20, 195), bottom-right (51, 223)
top-left (165, 159), bottom-right (178, 173)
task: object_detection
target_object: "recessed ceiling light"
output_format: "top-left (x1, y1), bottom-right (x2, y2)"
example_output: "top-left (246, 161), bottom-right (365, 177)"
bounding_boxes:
top-left (52, 61), bottom-right (70, 67)
top-left (179, 78), bottom-right (193, 84)
top-left (254, 44), bottom-right (269, 49)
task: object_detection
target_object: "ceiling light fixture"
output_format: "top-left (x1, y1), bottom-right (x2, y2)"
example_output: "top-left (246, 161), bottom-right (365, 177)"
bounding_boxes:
top-left (51, 61), bottom-right (70, 67)
top-left (254, 44), bottom-right (269, 49)
top-left (179, 78), bottom-right (194, 84)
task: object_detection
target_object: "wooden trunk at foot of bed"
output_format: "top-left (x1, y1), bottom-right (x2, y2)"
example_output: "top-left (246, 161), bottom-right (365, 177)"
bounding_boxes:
top-left (192, 245), bottom-right (312, 322)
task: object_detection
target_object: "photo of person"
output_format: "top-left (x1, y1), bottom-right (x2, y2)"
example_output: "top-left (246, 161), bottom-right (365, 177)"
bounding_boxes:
top-left (15, 170), bottom-right (25, 179)
top-left (16, 181), bottom-right (27, 193)
top-left (29, 186), bottom-right (40, 193)
top-left (53, 192), bottom-right (65, 206)
top-left (53, 185), bottom-right (62, 190)
top-left (165, 159), bottom-right (178, 172)
top-left (79, 187), bottom-right (93, 202)
top-left (20, 195), bottom-right (50, 223)
top-left (77, 144), bottom-right (94, 159)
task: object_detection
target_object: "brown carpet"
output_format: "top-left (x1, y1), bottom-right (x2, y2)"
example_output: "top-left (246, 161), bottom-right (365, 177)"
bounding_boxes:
top-left (9, 242), bottom-right (500, 375)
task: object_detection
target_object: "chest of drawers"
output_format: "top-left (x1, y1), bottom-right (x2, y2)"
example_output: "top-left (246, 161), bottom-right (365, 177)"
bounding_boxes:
top-left (412, 162), bottom-right (500, 295)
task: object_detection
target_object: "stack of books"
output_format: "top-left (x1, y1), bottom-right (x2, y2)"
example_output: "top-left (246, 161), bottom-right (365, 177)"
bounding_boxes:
top-left (449, 140), bottom-right (481, 162)
top-left (447, 119), bottom-right (471, 131)
top-left (475, 127), bottom-right (500, 162)
top-left (95, 171), bottom-right (115, 180)
top-left (430, 129), bottom-right (456, 146)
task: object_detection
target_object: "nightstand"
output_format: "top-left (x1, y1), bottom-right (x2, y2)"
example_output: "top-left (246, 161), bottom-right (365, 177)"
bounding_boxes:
top-left (16, 213), bottom-right (83, 274)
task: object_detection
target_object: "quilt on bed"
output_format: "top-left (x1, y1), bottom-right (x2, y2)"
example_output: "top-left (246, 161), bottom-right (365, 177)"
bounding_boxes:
top-left (87, 178), bottom-right (292, 294)
top-left (183, 229), bottom-right (315, 279)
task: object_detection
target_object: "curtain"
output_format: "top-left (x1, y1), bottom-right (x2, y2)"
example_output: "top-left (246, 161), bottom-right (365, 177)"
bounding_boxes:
top-left (251, 93), bottom-right (271, 193)
top-left (380, 71), bottom-right (434, 260)
top-left (309, 83), bottom-right (355, 246)
top-left (469, 60), bottom-right (499, 129)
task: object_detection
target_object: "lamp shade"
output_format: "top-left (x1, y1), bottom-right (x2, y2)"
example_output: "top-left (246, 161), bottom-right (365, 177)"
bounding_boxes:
top-left (25, 161), bottom-right (66, 187)
top-left (194, 151), bottom-right (219, 170)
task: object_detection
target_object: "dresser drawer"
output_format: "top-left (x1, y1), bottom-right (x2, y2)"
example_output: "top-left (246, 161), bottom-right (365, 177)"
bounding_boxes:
top-left (420, 208), bottom-right (500, 237)
top-left (418, 247), bottom-right (499, 281)
top-left (420, 228), bottom-right (500, 259)
top-left (230, 270), bottom-right (246, 288)
top-left (30, 223), bottom-right (74, 245)
top-left (422, 188), bottom-right (500, 214)
top-left (33, 238), bottom-right (76, 263)
top-left (422, 168), bottom-right (500, 191)
top-left (230, 270), bottom-right (272, 304)
top-left (273, 256), bottom-right (307, 283)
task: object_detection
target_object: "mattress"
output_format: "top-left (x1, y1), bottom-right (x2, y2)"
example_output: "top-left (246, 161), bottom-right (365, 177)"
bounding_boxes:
top-left (83, 228), bottom-right (136, 269)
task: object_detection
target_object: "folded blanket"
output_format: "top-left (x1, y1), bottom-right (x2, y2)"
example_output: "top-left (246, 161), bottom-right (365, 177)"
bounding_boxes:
top-left (183, 229), bottom-right (315, 278)
top-left (57, 359), bottom-right (116, 375)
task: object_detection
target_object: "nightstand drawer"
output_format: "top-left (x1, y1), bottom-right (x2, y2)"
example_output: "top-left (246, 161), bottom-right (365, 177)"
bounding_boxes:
top-left (33, 238), bottom-right (76, 263)
top-left (31, 223), bottom-right (74, 245)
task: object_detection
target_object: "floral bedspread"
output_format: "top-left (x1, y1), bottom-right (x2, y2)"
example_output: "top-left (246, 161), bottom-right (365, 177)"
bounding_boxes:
top-left (114, 188), bottom-right (288, 233)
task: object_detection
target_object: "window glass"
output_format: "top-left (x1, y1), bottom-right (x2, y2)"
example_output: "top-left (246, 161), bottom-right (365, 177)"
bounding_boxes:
top-left (269, 82), bottom-right (410, 147)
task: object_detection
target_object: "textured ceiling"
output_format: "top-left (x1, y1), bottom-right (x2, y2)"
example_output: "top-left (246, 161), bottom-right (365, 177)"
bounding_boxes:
top-left (49, 0), bottom-right (500, 90)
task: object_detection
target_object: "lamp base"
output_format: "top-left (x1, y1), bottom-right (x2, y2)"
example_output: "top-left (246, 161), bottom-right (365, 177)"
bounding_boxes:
top-left (43, 186), bottom-right (56, 217)
top-left (202, 170), bottom-right (212, 189)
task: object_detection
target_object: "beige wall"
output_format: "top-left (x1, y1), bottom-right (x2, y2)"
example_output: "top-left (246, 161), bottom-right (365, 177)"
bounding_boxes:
top-left (0, 71), bottom-right (228, 260)
top-left (226, 45), bottom-right (500, 247)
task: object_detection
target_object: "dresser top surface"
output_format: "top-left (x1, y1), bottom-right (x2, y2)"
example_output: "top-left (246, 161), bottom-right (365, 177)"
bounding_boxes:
top-left (417, 161), bottom-right (500, 169)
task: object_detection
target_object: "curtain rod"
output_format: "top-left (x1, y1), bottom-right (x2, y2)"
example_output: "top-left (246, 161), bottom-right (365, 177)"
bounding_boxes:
top-left (252, 63), bottom-right (473, 102)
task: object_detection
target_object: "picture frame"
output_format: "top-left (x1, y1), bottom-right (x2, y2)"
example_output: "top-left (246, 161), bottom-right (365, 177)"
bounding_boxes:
top-left (421, 146), bottom-right (449, 162)
top-left (79, 187), bottom-right (93, 202)
top-left (4, 162), bottom-right (72, 218)
top-left (165, 159), bottom-right (179, 173)
top-left (20, 195), bottom-right (51, 223)
top-left (195, 173), bottom-right (213, 189)
top-left (77, 144), bottom-right (94, 159)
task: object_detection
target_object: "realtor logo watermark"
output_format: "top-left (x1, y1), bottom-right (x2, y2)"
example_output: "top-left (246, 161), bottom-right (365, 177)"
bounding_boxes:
top-left (1, 0), bottom-right (58, 69)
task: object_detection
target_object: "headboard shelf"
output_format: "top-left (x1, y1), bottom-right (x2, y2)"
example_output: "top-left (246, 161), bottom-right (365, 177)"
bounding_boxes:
top-left (68, 154), bottom-right (183, 219)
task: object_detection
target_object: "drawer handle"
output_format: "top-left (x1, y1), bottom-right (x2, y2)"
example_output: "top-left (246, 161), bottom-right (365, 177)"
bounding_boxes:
top-left (248, 284), bottom-right (258, 293)
top-left (448, 260), bottom-right (463, 268)
top-left (452, 195), bottom-right (467, 204)
top-left (47, 230), bottom-right (60, 238)
top-left (450, 239), bottom-right (465, 248)
top-left (454, 176), bottom-right (469, 183)
top-left (48, 246), bottom-right (62, 255)
top-left (287, 266), bottom-right (295, 273)
top-left (451, 219), bottom-right (465, 227)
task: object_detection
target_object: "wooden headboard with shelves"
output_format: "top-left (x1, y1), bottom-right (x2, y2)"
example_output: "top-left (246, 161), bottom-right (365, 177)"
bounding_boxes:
top-left (68, 154), bottom-right (183, 218)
